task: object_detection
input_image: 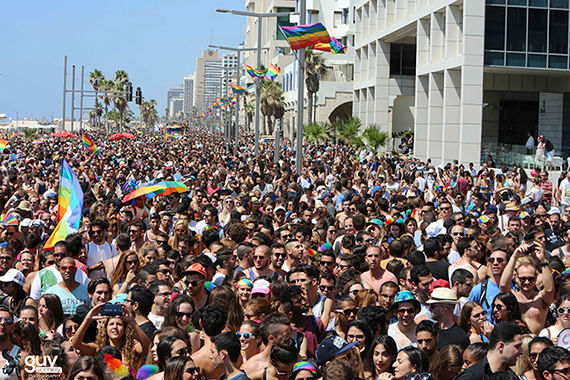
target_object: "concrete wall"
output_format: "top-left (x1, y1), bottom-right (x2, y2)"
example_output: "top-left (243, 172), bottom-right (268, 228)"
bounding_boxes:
top-left (539, 93), bottom-right (564, 147)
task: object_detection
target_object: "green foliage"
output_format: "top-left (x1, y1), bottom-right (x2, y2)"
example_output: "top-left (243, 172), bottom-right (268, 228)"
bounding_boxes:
top-left (362, 125), bottom-right (390, 153)
top-left (402, 130), bottom-right (414, 138)
top-left (22, 128), bottom-right (38, 140)
top-left (334, 117), bottom-right (361, 145)
top-left (303, 122), bottom-right (331, 144)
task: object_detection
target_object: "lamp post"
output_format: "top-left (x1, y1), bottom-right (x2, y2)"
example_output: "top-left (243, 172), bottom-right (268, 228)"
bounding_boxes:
top-left (295, 0), bottom-right (306, 175)
top-left (217, 8), bottom-right (295, 157)
top-left (209, 44), bottom-right (260, 149)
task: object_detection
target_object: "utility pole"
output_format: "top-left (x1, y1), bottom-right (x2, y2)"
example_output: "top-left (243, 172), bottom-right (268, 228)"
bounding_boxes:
top-left (62, 56), bottom-right (67, 131)
top-left (79, 66), bottom-right (84, 131)
top-left (295, 0), bottom-right (307, 175)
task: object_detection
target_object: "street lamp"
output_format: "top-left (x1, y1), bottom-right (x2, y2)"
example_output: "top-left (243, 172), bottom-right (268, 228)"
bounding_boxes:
top-left (209, 44), bottom-right (266, 149)
top-left (216, 8), bottom-right (295, 157)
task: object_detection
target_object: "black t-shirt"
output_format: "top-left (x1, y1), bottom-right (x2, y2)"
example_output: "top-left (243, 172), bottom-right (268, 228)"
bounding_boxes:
top-left (426, 261), bottom-right (450, 282)
top-left (139, 321), bottom-right (157, 341)
top-left (437, 324), bottom-right (470, 350)
top-left (545, 139), bottom-right (555, 152)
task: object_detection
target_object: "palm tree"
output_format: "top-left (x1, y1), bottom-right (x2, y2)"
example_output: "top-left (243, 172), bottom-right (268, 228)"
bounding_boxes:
top-left (362, 125), bottom-right (390, 153)
top-left (113, 71), bottom-right (129, 131)
top-left (243, 92), bottom-right (254, 132)
top-left (303, 122), bottom-right (331, 144)
top-left (22, 128), bottom-right (38, 140)
top-left (305, 47), bottom-right (329, 124)
top-left (99, 79), bottom-right (115, 133)
top-left (89, 69), bottom-right (104, 127)
top-left (261, 79), bottom-right (285, 135)
top-left (334, 117), bottom-right (362, 145)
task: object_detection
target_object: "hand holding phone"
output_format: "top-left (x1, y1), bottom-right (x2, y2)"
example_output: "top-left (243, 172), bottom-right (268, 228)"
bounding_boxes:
top-left (100, 304), bottom-right (123, 317)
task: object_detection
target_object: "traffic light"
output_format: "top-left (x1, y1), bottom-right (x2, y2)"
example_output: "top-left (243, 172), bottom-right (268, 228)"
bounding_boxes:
top-left (97, 108), bottom-right (102, 117)
top-left (135, 87), bottom-right (142, 105)
top-left (126, 82), bottom-right (133, 101)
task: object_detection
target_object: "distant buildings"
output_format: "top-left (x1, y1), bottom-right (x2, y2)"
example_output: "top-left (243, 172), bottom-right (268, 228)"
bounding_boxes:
top-left (183, 75), bottom-right (195, 115)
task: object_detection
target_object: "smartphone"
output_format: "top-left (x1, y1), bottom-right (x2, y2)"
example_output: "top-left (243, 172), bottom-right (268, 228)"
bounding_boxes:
top-left (100, 304), bottom-right (123, 317)
top-left (525, 243), bottom-right (537, 254)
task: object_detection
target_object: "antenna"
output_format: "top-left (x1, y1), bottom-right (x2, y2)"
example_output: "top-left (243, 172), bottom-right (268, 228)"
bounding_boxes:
top-left (210, 29), bottom-right (213, 47)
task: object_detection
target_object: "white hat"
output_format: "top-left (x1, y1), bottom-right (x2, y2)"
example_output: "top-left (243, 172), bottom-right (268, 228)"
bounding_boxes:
top-left (252, 279), bottom-right (272, 295)
top-left (0, 269), bottom-right (25, 287)
top-left (426, 288), bottom-right (459, 305)
top-left (548, 207), bottom-right (561, 216)
top-left (20, 218), bottom-right (32, 228)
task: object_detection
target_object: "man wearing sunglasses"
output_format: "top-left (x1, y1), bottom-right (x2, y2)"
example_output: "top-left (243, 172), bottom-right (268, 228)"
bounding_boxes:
top-left (86, 219), bottom-right (117, 279)
top-left (126, 285), bottom-right (156, 341)
top-left (499, 242), bottom-right (554, 335)
top-left (210, 332), bottom-right (249, 380)
top-left (45, 257), bottom-right (90, 315)
top-left (537, 346), bottom-right (570, 380)
top-left (468, 249), bottom-right (508, 322)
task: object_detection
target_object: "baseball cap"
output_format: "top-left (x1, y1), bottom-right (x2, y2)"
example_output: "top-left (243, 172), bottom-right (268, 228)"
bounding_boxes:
top-left (316, 336), bottom-right (359, 365)
top-left (251, 279), bottom-right (271, 295)
top-left (0, 269), bottom-right (25, 287)
top-left (274, 206), bottom-right (286, 213)
top-left (318, 192), bottom-right (332, 200)
top-left (182, 263), bottom-right (207, 278)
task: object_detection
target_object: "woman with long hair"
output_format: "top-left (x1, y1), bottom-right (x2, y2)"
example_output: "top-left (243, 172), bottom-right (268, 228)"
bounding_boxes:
top-left (68, 356), bottom-right (110, 380)
top-left (147, 336), bottom-right (190, 380)
top-left (235, 278), bottom-right (253, 307)
top-left (347, 320), bottom-right (374, 360)
top-left (355, 289), bottom-right (379, 310)
top-left (219, 196), bottom-right (236, 226)
top-left (146, 326), bottom-right (190, 365)
top-left (162, 295), bottom-right (200, 353)
top-left (70, 304), bottom-right (150, 368)
top-left (239, 320), bottom-right (262, 364)
top-left (164, 356), bottom-right (201, 380)
top-left (243, 298), bottom-right (271, 323)
top-left (379, 347), bottom-right (430, 380)
top-left (459, 301), bottom-right (493, 343)
top-left (0, 269), bottom-right (34, 314)
top-left (169, 220), bottom-right (190, 250)
top-left (110, 250), bottom-right (141, 296)
top-left (210, 285), bottom-right (244, 332)
top-left (140, 243), bottom-right (159, 266)
top-left (539, 293), bottom-right (570, 342)
top-left (492, 292), bottom-right (523, 324)
top-left (364, 335), bottom-right (398, 380)
top-left (430, 345), bottom-right (464, 380)
top-left (11, 320), bottom-right (41, 355)
top-left (62, 315), bottom-right (82, 341)
top-left (38, 294), bottom-right (64, 334)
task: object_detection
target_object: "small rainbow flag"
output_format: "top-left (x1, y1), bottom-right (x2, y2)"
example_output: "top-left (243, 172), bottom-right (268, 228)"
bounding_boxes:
top-left (0, 214), bottom-right (19, 226)
top-left (0, 139), bottom-right (7, 152)
top-left (478, 215), bottom-right (490, 224)
top-left (229, 83), bottom-right (246, 94)
top-left (519, 211), bottom-right (530, 219)
top-left (264, 64), bottom-right (281, 81)
top-left (307, 248), bottom-right (316, 257)
top-left (32, 139), bottom-right (43, 145)
top-left (279, 23), bottom-right (331, 50)
top-left (244, 64), bottom-right (262, 79)
top-left (81, 131), bottom-right (101, 157)
top-left (314, 36), bottom-right (347, 54)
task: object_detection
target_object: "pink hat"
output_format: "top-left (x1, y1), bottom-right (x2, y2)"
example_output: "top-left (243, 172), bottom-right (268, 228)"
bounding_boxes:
top-left (252, 279), bottom-right (271, 295)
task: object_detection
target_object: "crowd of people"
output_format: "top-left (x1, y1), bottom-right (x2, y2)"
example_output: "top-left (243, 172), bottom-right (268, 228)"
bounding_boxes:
top-left (1, 128), bottom-right (570, 380)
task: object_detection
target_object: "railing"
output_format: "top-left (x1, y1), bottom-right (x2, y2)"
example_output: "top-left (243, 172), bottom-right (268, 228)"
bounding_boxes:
top-left (481, 142), bottom-right (570, 171)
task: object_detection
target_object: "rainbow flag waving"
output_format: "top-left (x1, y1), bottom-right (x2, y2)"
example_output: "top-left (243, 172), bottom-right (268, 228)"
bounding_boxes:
top-left (279, 23), bottom-right (331, 50)
top-left (81, 131), bottom-right (101, 157)
top-left (244, 64), bottom-right (262, 79)
top-left (264, 64), bottom-right (281, 81)
top-left (229, 83), bottom-right (246, 94)
top-left (314, 36), bottom-right (347, 54)
top-left (44, 158), bottom-right (84, 250)
top-left (0, 139), bottom-right (8, 152)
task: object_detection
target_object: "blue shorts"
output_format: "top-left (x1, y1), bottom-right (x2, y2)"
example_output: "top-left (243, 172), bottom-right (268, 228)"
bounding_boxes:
top-left (547, 149), bottom-right (555, 162)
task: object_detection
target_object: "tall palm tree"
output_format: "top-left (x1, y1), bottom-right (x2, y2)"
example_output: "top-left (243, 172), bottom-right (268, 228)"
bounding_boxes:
top-left (261, 79), bottom-right (285, 135)
top-left (362, 125), bottom-right (390, 153)
top-left (99, 79), bottom-right (115, 133)
top-left (243, 92), bottom-right (254, 132)
top-left (89, 69), bottom-right (104, 128)
top-left (305, 47), bottom-right (329, 124)
top-left (113, 71), bottom-right (129, 131)
top-left (303, 122), bottom-right (331, 144)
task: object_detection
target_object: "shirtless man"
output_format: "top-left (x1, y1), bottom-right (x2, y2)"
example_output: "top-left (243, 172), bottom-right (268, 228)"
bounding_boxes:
top-left (449, 237), bottom-right (487, 284)
top-left (192, 304), bottom-right (228, 380)
top-left (0, 306), bottom-right (28, 377)
top-left (245, 245), bottom-right (278, 281)
top-left (242, 313), bottom-right (292, 376)
top-left (499, 243), bottom-right (554, 335)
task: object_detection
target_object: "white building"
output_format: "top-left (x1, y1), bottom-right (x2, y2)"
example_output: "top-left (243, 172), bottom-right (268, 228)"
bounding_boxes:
top-left (222, 53), bottom-right (239, 98)
top-left (170, 97), bottom-right (184, 119)
top-left (183, 75), bottom-right (195, 115)
top-left (166, 86), bottom-right (183, 115)
top-left (353, 0), bottom-right (570, 166)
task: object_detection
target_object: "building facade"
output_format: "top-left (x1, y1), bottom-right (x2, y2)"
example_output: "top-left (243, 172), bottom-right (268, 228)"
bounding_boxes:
top-left (166, 86), bottom-right (183, 116)
top-left (195, 50), bottom-right (223, 110)
top-left (169, 98), bottom-right (184, 119)
top-left (353, 0), bottom-right (570, 166)
top-left (183, 74), bottom-right (195, 115)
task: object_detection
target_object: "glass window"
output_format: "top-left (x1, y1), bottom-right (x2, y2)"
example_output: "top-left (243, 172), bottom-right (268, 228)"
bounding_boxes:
top-left (530, 0), bottom-right (548, 6)
top-left (401, 45), bottom-right (416, 75)
top-left (528, 54), bottom-right (547, 67)
top-left (485, 52), bottom-right (505, 65)
top-left (486, 6), bottom-right (506, 50)
top-left (549, 10), bottom-right (569, 54)
top-left (276, 8), bottom-right (295, 41)
top-left (507, 8), bottom-right (527, 51)
top-left (549, 55), bottom-right (568, 68)
top-left (529, 9), bottom-right (548, 52)
top-left (390, 44), bottom-right (402, 76)
top-left (487, 0), bottom-right (506, 4)
top-left (551, 0), bottom-right (569, 8)
top-left (509, 0), bottom-right (527, 4)
top-left (507, 53), bottom-right (526, 66)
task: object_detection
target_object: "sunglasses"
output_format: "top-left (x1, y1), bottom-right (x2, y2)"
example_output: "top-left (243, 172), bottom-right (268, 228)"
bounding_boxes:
top-left (492, 303), bottom-right (504, 310)
top-left (519, 276), bottom-right (536, 283)
top-left (0, 256), bottom-right (11, 262)
top-left (529, 352), bottom-right (540, 360)
top-left (237, 332), bottom-right (258, 339)
top-left (406, 374), bottom-right (432, 380)
top-left (251, 293), bottom-right (265, 299)
top-left (397, 308), bottom-right (416, 315)
top-left (472, 310), bottom-right (487, 318)
top-left (337, 307), bottom-right (358, 316)
top-left (452, 232), bottom-right (464, 236)
top-left (60, 265), bottom-right (75, 271)
top-left (129, 230), bottom-right (141, 234)
top-left (440, 207), bottom-right (451, 211)
top-left (320, 261), bottom-right (334, 266)
top-left (159, 269), bottom-right (172, 275)
top-left (558, 307), bottom-right (570, 315)
top-left (0, 318), bottom-right (13, 325)
top-left (65, 325), bottom-right (79, 333)
top-left (349, 289), bottom-right (360, 296)
top-left (319, 285), bottom-right (335, 291)
top-left (487, 257), bottom-right (505, 264)
top-left (176, 311), bottom-right (194, 319)
top-left (185, 367), bottom-right (200, 374)
top-left (90, 229), bottom-right (103, 235)
top-left (46, 260), bottom-right (56, 266)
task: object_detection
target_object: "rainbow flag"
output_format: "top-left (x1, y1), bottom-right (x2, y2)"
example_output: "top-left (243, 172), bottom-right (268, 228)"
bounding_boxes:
top-left (0, 214), bottom-right (19, 226)
top-left (229, 83), bottom-right (246, 94)
top-left (218, 97), bottom-right (230, 103)
top-left (314, 36), bottom-right (347, 54)
top-left (44, 158), bottom-right (84, 250)
top-left (0, 139), bottom-right (8, 152)
top-left (279, 23), bottom-right (331, 50)
top-left (244, 64), bottom-right (262, 79)
top-left (81, 131), bottom-right (101, 157)
top-left (264, 64), bottom-right (281, 81)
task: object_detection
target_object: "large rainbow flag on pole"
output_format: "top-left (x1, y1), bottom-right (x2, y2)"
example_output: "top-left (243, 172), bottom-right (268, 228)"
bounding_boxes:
top-left (0, 139), bottom-right (8, 152)
top-left (81, 131), bottom-right (101, 157)
top-left (229, 83), bottom-right (246, 94)
top-left (314, 36), bottom-right (347, 54)
top-left (44, 158), bottom-right (84, 250)
top-left (264, 64), bottom-right (281, 81)
top-left (279, 23), bottom-right (331, 50)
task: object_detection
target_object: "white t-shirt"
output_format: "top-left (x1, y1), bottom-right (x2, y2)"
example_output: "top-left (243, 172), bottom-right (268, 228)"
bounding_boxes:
top-left (149, 314), bottom-right (165, 329)
top-left (560, 178), bottom-right (570, 205)
top-left (86, 241), bottom-right (118, 279)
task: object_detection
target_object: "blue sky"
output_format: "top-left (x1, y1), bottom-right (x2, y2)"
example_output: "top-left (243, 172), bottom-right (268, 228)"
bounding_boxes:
top-left (0, 0), bottom-right (246, 121)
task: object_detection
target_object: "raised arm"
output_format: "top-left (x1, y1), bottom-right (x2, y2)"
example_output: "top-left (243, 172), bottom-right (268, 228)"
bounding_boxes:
top-left (70, 304), bottom-right (102, 356)
top-left (499, 245), bottom-right (528, 293)
top-left (537, 247), bottom-right (555, 306)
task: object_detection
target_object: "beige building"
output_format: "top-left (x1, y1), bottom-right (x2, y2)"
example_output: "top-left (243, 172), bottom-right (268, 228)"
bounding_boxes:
top-left (195, 50), bottom-right (223, 110)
